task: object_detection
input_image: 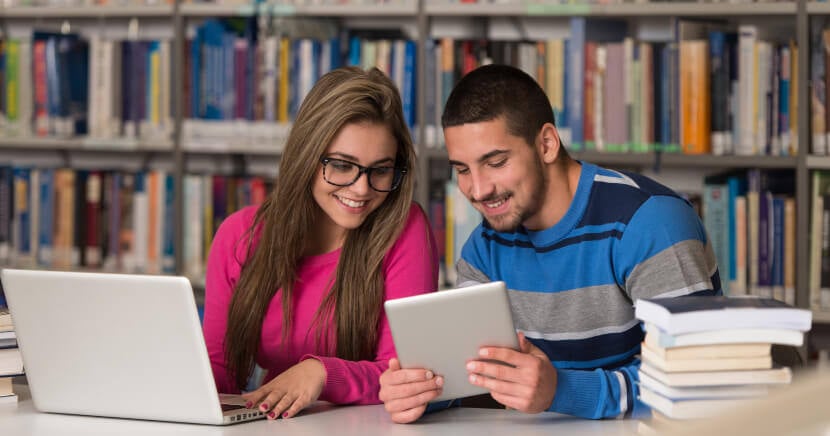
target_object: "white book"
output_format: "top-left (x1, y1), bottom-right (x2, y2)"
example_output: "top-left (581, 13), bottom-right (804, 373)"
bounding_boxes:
top-left (393, 40), bottom-right (406, 95)
top-left (0, 394), bottom-right (18, 405)
top-left (87, 35), bottom-right (101, 137)
top-left (643, 323), bottom-right (804, 348)
top-left (17, 39), bottom-right (33, 137)
top-left (639, 385), bottom-right (757, 420)
top-left (639, 362), bottom-right (792, 388)
top-left (0, 348), bottom-right (23, 376)
top-left (100, 39), bottom-right (115, 138)
top-left (183, 175), bottom-right (204, 279)
top-left (109, 40), bottom-right (123, 138)
top-left (131, 176), bottom-right (148, 274)
top-left (159, 40), bottom-right (172, 138)
top-left (300, 39), bottom-right (315, 106)
top-left (636, 297), bottom-right (811, 335)
top-left (594, 45), bottom-right (605, 152)
top-left (29, 169), bottom-right (39, 264)
top-left (737, 25), bottom-right (757, 155)
top-left (375, 39), bottom-right (391, 77)
top-left (263, 35), bottom-right (278, 123)
top-left (638, 370), bottom-right (769, 401)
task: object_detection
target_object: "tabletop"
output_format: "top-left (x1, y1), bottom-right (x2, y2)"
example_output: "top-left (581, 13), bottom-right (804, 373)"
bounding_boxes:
top-left (0, 383), bottom-right (641, 436)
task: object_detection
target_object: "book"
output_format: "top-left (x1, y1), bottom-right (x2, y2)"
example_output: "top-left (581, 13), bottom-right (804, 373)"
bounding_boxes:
top-left (641, 340), bottom-right (770, 360)
top-left (635, 296), bottom-right (812, 335)
top-left (639, 363), bottom-right (792, 387)
top-left (0, 308), bottom-right (11, 332)
top-left (641, 345), bottom-right (772, 373)
top-left (638, 370), bottom-right (769, 400)
top-left (639, 385), bottom-right (755, 420)
top-left (643, 323), bottom-right (804, 348)
top-left (0, 331), bottom-right (16, 349)
top-left (0, 348), bottom-right (23, 377)
top-left (0, 393), bottom-right (17, 405)
top-left (0, 376), bottom-right (12, 396)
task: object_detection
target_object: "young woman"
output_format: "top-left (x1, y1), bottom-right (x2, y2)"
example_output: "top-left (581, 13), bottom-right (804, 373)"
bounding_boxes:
top-left (203, 67), bottom-right (439, 420)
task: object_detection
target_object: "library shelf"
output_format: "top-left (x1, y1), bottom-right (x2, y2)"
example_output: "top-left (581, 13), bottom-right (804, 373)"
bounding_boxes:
top-left (424, 1), bottom-right (796, 17)
top-left (0, 5), bottom-right (174, 18)
top-left (178, 1), bottom-right (417, 17)
top-left (805, 155), bottom-right (830, 170)
top-left (420, 147), bottom-right (798, 169)
top-left (0, 137), bottom-right (174, 152)
top-left (806, 1), bottom-right (830, 14)
top-left (813, 310), bottom-right (830, 324)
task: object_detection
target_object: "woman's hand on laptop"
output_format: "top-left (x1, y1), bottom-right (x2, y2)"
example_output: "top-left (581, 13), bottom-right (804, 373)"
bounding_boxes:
top-left (465, 332), bottom-right (557, 414)
top-left (379, 358), bottom-right (443, 423)
top-left (241, 359), bottom-right (326, 420)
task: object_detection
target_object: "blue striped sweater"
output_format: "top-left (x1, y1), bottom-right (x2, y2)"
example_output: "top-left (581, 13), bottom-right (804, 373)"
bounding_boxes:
top-left (456, 162), bottom-right (721, 419)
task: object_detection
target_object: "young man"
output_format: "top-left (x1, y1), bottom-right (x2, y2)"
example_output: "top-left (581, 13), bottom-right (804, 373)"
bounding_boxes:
top-left (379, 64), bottom-right (721, 423)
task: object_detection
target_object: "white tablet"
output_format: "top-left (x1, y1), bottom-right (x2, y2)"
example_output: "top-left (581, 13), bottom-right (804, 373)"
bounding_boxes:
top-left (384, 281), bottom-right (519, 402)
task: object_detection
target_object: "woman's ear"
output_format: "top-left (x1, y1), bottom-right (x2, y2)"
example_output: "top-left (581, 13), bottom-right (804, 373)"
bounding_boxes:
top-left (537, 123), bottom-right (561, 164)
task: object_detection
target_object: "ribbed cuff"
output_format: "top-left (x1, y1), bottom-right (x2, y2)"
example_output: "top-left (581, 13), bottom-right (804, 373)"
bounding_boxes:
top-left (549, 368), bottom-right (602, 419)
top-left (300, 354), bottom-right (342, 401)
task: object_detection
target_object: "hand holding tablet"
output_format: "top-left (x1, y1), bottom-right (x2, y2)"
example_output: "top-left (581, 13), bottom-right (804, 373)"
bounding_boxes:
top-left (383, 281), bottom-right (519, 402)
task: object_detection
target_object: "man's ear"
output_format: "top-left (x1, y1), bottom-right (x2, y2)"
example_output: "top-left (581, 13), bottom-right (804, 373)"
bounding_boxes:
top-left (537, 123), bottom-right (561, 164)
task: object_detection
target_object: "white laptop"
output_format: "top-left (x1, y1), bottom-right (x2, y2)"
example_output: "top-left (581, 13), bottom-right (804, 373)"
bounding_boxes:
top-left (384, 281), bottom-right (519, 402)
top-left (1, 268), bottom-right (265, 425)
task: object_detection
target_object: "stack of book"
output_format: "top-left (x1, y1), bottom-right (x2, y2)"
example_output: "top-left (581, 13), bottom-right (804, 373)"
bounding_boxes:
top-left (634, 296), bottom-right (812, 422)
top-left (0, 306), bottom-right (22, 404)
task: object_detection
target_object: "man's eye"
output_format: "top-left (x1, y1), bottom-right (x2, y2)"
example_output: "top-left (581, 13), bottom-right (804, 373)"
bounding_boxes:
top-left (489, 159), bottom-right (507, 168)
top-left (454, 167), bottom-right (470, 175)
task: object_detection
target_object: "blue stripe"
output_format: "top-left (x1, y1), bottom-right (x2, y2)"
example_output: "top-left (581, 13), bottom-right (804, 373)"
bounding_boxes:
top-left (551, 347), bottom-right (641, 370)
top-left (567, 222), bottom-right (627, 238)
top-left (482, 229), bottom-right (624, 253)
top-left (529, 323), bottom-right (644, 363)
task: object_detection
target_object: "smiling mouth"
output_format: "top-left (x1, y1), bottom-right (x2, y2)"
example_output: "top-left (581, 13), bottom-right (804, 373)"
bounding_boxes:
top-left (483, 198), bottom-right (506, 208)
top-left (334, 194), bottom-right (368, 208)
top-left (477, 194), bottom-right (510, 210)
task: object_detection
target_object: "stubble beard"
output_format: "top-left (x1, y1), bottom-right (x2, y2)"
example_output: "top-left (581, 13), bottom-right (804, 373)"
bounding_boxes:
top-left (482, 158), bottom-right (547, 233)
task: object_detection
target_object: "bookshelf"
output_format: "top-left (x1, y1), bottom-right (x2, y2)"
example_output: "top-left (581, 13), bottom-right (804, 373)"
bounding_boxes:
top-left (2, 0), bottom-right (830, 337)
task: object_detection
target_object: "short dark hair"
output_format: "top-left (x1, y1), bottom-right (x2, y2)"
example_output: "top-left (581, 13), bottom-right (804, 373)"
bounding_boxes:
top-left (441, 64), bottom-right (555, 147)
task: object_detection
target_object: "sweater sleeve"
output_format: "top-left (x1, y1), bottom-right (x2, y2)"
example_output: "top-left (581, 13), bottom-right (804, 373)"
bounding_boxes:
top-left (550, 196), bottom-right (722, 419)
top-left (302, 203), bottom-right (440, 404)
top-left (549, 362), bottom-right (650, 419)
top-left (203, 206), bottom-right (258, 395)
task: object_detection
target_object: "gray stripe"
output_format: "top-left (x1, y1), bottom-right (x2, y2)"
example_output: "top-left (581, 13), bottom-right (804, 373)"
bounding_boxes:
top-left (626, 239), bottom-right (717, 302)
top-left (519, 318), bottom-right (641, 342)
top-left (507, 284), bottom-right (636, 336)
top-left (456, 258), bottom-right (491, 286)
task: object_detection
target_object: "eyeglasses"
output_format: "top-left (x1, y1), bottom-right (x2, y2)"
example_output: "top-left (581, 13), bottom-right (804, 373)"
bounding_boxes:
top-left (320, 157), bottom-right (407, 192)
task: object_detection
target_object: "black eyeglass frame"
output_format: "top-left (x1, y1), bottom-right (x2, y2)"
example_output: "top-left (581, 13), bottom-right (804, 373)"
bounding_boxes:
top-left (319, 157), bottom-right (408, 193)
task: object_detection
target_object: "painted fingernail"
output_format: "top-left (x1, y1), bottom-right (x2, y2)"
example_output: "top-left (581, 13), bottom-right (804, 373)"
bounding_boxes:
top-left (267, 412), bottom-right (276, 419)
top-left (260, 403), bottom-right (269, 411)
top-left (436, 376), bottom-right (444, 387)
top-left (245, 401), bottom-right (252, 408)
top-left (282, 412), bottom-right (289, 418)
top-left (425, 370), bottom-right (434, 380)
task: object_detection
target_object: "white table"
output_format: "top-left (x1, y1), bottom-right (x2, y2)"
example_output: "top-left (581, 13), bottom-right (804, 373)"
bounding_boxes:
top-left (0, 384), bottom-right (640, 436)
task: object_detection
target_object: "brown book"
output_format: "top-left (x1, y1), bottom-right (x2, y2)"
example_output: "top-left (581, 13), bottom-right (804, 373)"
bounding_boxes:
top-left (642, 345), bottom-right (772, 373)
top-left (642, 341), bottom-right (771, 360)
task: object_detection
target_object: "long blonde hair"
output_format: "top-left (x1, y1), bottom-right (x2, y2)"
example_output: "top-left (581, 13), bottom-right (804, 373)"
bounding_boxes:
top-left (224, 67), bottom-right (416, 389)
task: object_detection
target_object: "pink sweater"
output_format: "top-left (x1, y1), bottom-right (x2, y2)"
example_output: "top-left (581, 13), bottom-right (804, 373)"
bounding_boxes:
top-left (203, 202), bottom-right (439, 404)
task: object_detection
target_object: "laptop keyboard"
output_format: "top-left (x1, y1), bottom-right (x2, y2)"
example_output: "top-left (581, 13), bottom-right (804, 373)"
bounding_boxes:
top-left (221, 403), bottom-right (265, 422)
